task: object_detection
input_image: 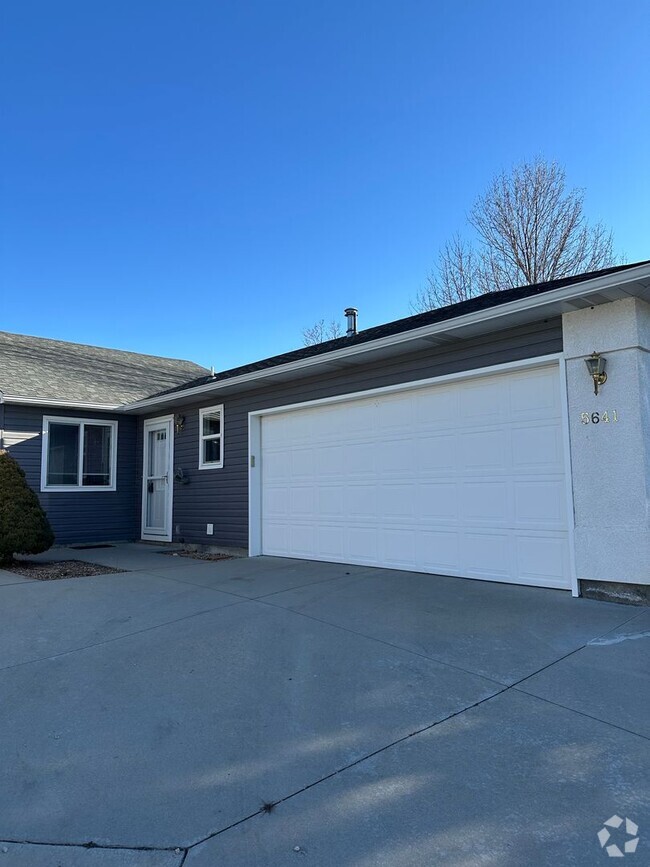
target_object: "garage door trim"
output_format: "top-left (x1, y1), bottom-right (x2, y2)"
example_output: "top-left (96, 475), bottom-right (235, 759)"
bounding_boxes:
top-left (248, 353), bottom-right (577, 593)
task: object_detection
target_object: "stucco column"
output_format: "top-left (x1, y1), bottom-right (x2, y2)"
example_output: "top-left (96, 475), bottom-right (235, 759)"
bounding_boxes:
top-left (562, 297), bottom-right (649, 587)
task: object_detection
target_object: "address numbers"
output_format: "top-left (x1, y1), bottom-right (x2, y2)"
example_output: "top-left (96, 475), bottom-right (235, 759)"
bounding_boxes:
top-left (580, 410), bottom-right (618, 425)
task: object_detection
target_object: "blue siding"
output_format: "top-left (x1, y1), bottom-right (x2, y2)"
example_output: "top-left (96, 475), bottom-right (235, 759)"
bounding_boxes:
top-left (3, 405), bottom-right (138, 544)
top-left (139, 318), bottom-right (564, 549)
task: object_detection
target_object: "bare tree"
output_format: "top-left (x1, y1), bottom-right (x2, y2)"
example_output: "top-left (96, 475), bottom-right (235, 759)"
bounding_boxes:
top-left (413, 234), bottom-right (480, 312)
top-left (413, 158), bottom-right (616, 312)
top-left (302, 318), bottom-right (343, 346)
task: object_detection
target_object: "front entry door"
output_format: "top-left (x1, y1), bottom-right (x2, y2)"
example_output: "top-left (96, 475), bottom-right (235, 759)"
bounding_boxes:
top-left (142, 416), bottom-right (173, 541)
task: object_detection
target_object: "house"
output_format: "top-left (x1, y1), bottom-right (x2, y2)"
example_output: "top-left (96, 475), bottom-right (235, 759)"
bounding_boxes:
top-left (1, 260), bottom-right (649, 598)
top-left (0, 331), bottom-right (208, 543)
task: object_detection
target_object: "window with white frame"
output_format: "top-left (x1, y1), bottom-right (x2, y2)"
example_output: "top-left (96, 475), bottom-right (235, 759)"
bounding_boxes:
top-left (41, 417), bottom-right (118, 491)
top-left (199, 405), bottom-right (224, 469)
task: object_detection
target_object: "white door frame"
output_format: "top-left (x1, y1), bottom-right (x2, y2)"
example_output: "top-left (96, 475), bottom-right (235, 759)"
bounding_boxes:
top-left (248, 353), bottom-right (578, 593)
top-left (141, 414), bottom-right (174, 542)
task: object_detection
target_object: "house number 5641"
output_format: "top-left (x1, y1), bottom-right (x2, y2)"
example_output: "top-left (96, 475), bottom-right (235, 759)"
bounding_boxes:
top-left (580, 410), bottom-right (618, 424)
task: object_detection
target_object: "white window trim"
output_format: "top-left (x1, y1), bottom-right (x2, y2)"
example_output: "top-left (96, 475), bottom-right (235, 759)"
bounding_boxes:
top-left (41, 416), bottom-right (118, 492)
top-left (198, 404), bottom-right (224, 470)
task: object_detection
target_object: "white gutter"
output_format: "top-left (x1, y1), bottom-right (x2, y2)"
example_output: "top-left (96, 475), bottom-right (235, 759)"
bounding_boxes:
top-left (123, 263), bottom-right (650, 412)
top-left (1, 394), bottom-right (121, 411)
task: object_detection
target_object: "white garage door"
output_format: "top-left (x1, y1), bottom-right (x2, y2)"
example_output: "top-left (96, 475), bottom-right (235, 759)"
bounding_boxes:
top-left (260, 364), bottom-right (571, 588)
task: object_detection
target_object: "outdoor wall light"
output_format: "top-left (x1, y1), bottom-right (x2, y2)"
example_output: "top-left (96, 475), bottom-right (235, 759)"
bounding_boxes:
top-left (174, 414), bottom-right (186, 433)
top-left (585, 352), bottom-right (607, 396)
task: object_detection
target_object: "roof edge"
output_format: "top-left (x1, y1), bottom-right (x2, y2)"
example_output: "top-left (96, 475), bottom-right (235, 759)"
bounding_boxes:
top-left (0, 393), bottom-right (121, 411)
top-left (123, 261), bottom-right (650, 412)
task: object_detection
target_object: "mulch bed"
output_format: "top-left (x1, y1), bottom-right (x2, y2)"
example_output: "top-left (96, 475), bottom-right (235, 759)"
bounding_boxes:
top-left (163, 550), bottom-right (235, 562)
top-left (3, 560), bottom-right (126, 581)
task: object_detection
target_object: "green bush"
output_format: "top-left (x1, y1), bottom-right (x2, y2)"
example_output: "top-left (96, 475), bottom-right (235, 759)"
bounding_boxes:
top-left (0, 450), bottom-right (54, 566)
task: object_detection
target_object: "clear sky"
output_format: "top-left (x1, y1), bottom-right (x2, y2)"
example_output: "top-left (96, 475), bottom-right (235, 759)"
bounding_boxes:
top-left (1, 1), bottom-right (648, 369)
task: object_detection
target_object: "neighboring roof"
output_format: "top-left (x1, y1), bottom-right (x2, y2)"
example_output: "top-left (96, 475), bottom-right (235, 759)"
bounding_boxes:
top-left (0, 331), bottom-right (209, 407)
top-left (145, 260), bottom-right (650, 401)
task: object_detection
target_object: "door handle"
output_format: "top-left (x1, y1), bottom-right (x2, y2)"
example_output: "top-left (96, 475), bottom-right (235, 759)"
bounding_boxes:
top-left (147, 481), bottom-right (154, 493)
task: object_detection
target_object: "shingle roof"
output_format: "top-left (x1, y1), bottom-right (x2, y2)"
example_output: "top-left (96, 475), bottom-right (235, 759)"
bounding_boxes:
top-left (3, 261), bottom-right (647, 408)
top-left (0, 331), bottom-right (209, 405)
top-left (146, 260), bottom-right (649, 400)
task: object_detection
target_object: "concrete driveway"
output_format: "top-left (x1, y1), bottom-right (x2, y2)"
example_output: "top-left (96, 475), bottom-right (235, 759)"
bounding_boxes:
top-left (0, 545), bottom-right (648, 866)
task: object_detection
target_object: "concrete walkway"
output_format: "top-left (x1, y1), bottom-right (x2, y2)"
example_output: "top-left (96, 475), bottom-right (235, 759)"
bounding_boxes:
top-left (0, 545), bottom-right (647, 866)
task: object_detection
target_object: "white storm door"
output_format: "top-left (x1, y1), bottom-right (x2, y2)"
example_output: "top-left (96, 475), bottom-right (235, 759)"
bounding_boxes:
top-left (142, 417), bottom-right (173, 541)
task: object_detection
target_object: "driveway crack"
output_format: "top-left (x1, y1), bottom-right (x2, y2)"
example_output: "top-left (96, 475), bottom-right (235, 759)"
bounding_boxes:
top-left (187, 684), bottom-right (509, 849)
top-left (0, 837), bottom-right (186, 854)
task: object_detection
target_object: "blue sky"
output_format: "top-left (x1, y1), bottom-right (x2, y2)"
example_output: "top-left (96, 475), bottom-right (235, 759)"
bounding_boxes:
top-left (1, 1), bottom-right (648, 369)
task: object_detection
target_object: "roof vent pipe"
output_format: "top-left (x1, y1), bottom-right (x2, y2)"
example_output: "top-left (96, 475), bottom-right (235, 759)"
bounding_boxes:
top-left (344, 308), bottom-right (358, 337)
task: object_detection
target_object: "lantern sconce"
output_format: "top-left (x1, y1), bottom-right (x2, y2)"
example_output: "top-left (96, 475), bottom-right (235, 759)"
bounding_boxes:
top-left (585, 352), bottom-right (607, 396)
top-left (174, 413), bottom-right (186, 433)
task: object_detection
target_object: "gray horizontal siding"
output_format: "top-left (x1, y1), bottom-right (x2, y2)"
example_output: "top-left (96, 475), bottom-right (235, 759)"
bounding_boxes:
top-left (3, 405), bottom-right (138, 545)
top-left (140, 319), bottom-right (563, 548)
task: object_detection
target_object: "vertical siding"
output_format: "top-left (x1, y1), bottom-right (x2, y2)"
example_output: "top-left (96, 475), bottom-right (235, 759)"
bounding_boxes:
top-left (139, 319), bottom-right (564, 548)
top-left (4, 405), bottom-right (138, 544)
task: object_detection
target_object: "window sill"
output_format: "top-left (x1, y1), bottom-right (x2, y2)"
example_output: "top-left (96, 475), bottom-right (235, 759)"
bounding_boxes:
top-left (41, 485), bottom-right (117, 493)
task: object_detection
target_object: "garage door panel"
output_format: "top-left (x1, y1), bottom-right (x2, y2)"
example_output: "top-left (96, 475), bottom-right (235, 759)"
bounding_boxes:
top-left (380, 528), bottom-right (418, 568)
top-left (263, 450), bottom-right (291, 481)
top-left (459, 429), bottom-right (510, 471)
top-left (509, 368), bottom-right (560, 419)
top-left (289, 486), bottom-right (316, 517)
top-left (264, 486), bottom-right (289, 517)
top-left (514, 534), bottom-right (569, 588)
top-left (415, 530), bottom-right (462, 572)
top-left (418, 482), bottom-right (459, 520)
top-left (514, 479), bottom-right (567, 526)
top-left (348, 527), bottom-right (379, 563)
top-left (289, 447), bottom-right (314, 478)
top-left (345, 485), bottom-right (378, 520)
top-left (375, 484), bottom-right (415, 519)
top-left (463, 531), bottom-right (513, 580)
top-left (260, 416), bottom-right (286, 448)
top-left (378, 394), bottom-right (415, 432)
top-left (461, 481), bottom-right (510, 524)
top-left (338, 401), bottom-right (377, 435)
top-left (315, 444), bottom-right (343, 476)
top-left (377, 439), bottom-right (415, 474)
top-left (316, 408), bottom-right (352, 441)
top-left (260, 364), bottom-right (571, 589)
top-left (512, 425), bottom-right (563, 469)
top-left (343, 441), bottom-right (376, 476)
top-left (417, 434), bottom-right (457, 473)
top-left (459, 379), bottom-right (505, 421)
top-left (413, 387), bottom-right (459, 428)
top-left (317, 485), bottom-right (346, 517)
top-left (316, 525), bottom-right (345, 560)
top-left (263, 521), bottom-right (289, 555)
top-left (289, 524), bottom-right (317, 556)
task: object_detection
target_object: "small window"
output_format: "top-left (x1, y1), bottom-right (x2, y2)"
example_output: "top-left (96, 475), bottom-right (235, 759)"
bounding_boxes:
top-left (41, 417), bottom-right (118, 491)
top-left (199, 405), bottom-right (224, 469)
